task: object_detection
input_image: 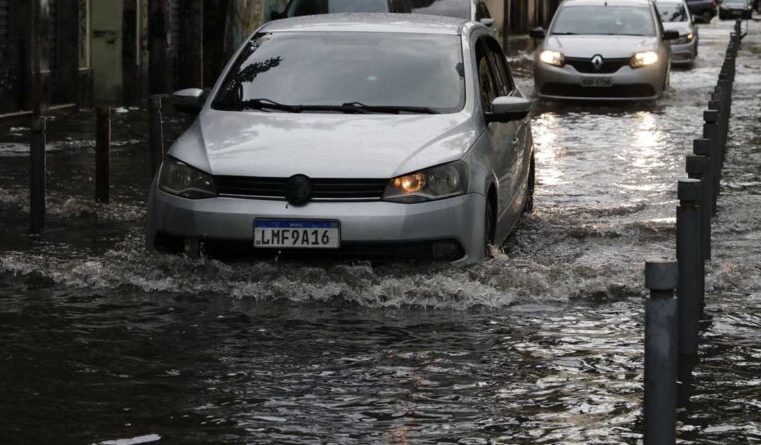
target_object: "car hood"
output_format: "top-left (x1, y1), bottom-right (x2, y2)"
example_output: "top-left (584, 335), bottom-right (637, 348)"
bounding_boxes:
top-left (168, 110), bottom-right (478, 179)
top-left (663, 22), bottom-right (693, 34)
top-left (543, 35), bottom-right (659, 58)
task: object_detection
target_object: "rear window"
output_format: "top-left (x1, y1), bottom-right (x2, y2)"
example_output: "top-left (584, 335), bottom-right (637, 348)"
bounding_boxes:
top-left (410, 0), bottom-right (471, 19)
top-left (286, 0), bottom-right (389, 17)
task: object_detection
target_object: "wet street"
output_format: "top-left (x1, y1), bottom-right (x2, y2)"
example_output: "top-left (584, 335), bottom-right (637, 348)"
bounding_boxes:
top-left (1, 18), bottom-right (760, 445)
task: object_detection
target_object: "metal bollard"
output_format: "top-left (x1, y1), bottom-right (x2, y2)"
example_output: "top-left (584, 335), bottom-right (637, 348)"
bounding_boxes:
top-left (703, 110), bottom-right (724, 168)
top-left (703, 110), bottom-right (724, 182)
top-left (149, 95), bottom-right (165, 177)
top-left (686, 155), bottom-right (711, 262)
top-left (30, 117), bottom-right (46, 234)
top-left (694, 139), bottom-right (718, 217)
top-left (95, 107), bottom-right (111, 204)
top-left (644, 261), bottom-right (679, 445)
top-left (677, 180), bottom-right (704, 356)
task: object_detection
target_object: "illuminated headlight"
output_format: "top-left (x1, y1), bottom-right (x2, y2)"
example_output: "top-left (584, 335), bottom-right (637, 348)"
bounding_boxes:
top-left (383, 161), bottom-right (469, 203)
top-left (631, 51), bottom-right (659, 68)
top-left (539, 50), bottom-right (565, 67)
top-left (676, 32), bottom-right (694, 44)
top-left (159, 156), bottom-right (217, 199)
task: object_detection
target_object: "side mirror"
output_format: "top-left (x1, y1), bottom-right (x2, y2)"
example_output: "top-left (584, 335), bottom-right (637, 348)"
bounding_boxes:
top-left (485, 96), bottom-right (532, 123)
top-left (663, 29), bottom-right (680, 40)
top-left (479, 17), bottom-right (495, 28)
top-left (173, 88), bottom-right (205, 114)
top-left (529, 27), bottom-right (546, 39)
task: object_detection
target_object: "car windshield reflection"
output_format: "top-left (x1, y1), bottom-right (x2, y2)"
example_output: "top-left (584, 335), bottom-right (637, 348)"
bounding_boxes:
top-left (213, 32), bottom-right (466, 114)
top-left (551, 5), bottom-right (656, 36)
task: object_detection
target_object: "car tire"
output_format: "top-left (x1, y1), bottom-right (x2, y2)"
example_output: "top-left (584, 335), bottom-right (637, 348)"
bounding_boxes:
top-left (523, 154), bottom-right (535, 214)
top-left (484, 197), bottom-right (495, 257)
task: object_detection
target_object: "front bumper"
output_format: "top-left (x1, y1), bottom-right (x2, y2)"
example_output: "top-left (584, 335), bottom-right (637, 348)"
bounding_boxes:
top-left (671, 40), bottom-right (697, 64)
top-left (534, 60), bottom-right (666, 101)
top-left (147, 186), bottom-right (487, 262)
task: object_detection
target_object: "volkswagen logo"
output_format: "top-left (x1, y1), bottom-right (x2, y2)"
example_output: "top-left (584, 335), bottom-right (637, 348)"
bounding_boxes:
top-left (591, 55), bottom-right (604, 71)
top-left (284, 174), bottom-right (313, 206)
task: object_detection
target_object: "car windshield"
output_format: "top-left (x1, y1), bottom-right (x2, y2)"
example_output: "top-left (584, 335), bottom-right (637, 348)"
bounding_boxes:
top-left (410, 0), bottom-right (471, 19)
top-left (213, 32), bottom-right (465, 114)
top-left (286, 0), bottom-right (388, 16)
top-left (551, 5), bottom-right (656, 36)
top-left (657, 2), bottom-right (689, 22)
top-left (722, 0), bottom-right (747, 5)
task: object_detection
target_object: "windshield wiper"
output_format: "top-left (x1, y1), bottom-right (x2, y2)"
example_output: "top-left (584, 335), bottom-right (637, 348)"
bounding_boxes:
top-left (214, 99), bottom-right (439, 114)
top-left (551, 32), bottom-right (578, 35)
top-left (213, 98), bottom-right (304, 113)
top-left (337, 102), bottom-right (439, 114)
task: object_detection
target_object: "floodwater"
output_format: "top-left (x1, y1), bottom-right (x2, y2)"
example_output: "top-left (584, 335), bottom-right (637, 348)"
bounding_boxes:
top-left (1, 19), bottom-right (760, 445)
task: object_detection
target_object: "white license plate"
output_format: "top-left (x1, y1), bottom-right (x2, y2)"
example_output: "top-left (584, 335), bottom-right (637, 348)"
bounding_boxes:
top-left (254, 220), bottom-right (340, 249)
top-left (581, 77), bottom-right (613, 87)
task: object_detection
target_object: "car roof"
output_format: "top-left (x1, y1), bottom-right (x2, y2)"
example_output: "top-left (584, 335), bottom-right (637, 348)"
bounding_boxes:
top-left (259, 13), bottom-right (470, 35)
top-left (561, 0), bottom-right (654, 6)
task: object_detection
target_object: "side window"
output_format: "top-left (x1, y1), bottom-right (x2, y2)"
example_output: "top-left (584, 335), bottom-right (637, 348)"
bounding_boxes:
top-left (476, 2), bottom-right (491, 20)
top-left (486, 38), bottom-right (514, 95)
top-left (476, 41), bottom-right (497, 113)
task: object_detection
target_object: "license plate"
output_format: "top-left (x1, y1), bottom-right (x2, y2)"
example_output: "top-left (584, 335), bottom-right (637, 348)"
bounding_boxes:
top-left (254, 220), bottom-right (340, 249)
top-left (581, 77), bottom-right (613, 87)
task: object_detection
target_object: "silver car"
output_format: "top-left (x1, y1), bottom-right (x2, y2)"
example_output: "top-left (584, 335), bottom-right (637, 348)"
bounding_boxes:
top-left (532, 0), bottom-right (679, 101)
top-left (147, 14), bottom-right (535, 263)
top-left (271, 0), bottom-right (497, 30)
top-left (656, 0), bottom-right (699, 65)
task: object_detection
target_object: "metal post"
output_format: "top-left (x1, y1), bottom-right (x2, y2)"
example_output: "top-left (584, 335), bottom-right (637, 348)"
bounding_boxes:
top-left (644, 261), bottom-right (679, 445)
top-left (693, 139), bottom-right (716, 217)
top-left (29, 117), bottom-right (46, 234)
top-left (686, 155), bottom-right (711, 262)
top-left (95, 107), bottom-right (111, 204)
top-left (677, 180), bottom-right (704, 357)
top-left (149, 95), bottom-right (165, 176)
top-left (703, 110), bottom-right (724, 171)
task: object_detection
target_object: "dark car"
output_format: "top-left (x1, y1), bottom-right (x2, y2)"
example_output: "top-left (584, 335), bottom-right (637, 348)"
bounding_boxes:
top-left (719, 0), bottom-right (753, 19)
top-left (685, 0), bottom-right (718, 22)
top-left (270, 0), bottom-right (496, 29)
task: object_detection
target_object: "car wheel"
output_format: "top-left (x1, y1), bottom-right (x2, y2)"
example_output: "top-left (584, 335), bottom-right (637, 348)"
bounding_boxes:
top-left (484, 197), bottom-right (495, 257)
top-left (523, 154), bottom-right (535, 214)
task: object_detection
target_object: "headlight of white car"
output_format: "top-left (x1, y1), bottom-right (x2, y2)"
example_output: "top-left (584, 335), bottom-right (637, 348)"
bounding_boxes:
top-left (631, 51), bottom-right (659, 68)
top-left (159, 156), bottom-right (217, 199)
top-left (539, 50), bottom-right (565, 67)
top-left (383, 161), bottom-right (469, 203)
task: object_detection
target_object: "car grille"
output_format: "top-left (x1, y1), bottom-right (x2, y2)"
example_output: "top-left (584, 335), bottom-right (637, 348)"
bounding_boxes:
top-left (565, 57), bottom-right (631, 74)
top-left (215, 176), bottom-right (389, 200)
top-left (541, 83), bottom-right (656, 98)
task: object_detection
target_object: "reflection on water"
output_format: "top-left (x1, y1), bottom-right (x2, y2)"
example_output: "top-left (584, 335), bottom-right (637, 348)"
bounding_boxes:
top-left (0, 19), bottom-right (760, 445)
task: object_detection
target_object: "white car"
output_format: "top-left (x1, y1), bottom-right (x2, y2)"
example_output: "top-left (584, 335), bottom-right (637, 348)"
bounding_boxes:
top-left (656, 0), bottom-right (699, 65)
top-left (147, 14), bottom-right (535, 263)
top-left (532, 0), bottom-right (679, 101)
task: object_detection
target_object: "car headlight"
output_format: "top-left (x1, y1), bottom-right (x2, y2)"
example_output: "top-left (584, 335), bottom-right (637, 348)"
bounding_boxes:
top-left (383, 161), bottom-right (469, 203)
top-left (631, 51), bottom-right (659, 68)
top-left (159, 156), bottom-right (217, 199)
top-left (676, 32), bottom-right (694, 44)
top-left (539, 50), bottom-right (565, 67)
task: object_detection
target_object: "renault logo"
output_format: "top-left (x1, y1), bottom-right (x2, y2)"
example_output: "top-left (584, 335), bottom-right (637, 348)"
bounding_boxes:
top-left (284, 174), bottom-right (313, 206)
top-left (591, 55), bottom-right (604, 71)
